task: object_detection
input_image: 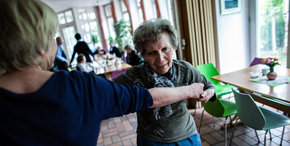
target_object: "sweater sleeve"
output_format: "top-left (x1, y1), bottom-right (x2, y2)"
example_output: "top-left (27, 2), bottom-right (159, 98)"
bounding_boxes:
top-left (191, 67), bottom-right (217, 101)
top-left (177, 60), bottom-right (216, 102)
top-left (76, 72), bottom-right (153, 119)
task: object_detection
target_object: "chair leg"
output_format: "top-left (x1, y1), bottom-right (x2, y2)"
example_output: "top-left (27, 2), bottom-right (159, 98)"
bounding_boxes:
top-left (269, 129), bottom-right (272, 140)
top-left (254, 130), bottom-right (260, 143)
top-left (212, 116), bottom-right (215, 127)
top-left (198, 110), bottom-right (205, 132)
top-left (229, 115), bottom-right (232, 126)
top-left (280, 126), bottom-right (285, 146)
top-left (264, 130), bottom-right (269, 146)
top-left (224, 116), bottom-right (228, 146)
top-left (193, 109), bottom-right (196, 116)
top-left (229, 118), bottom-right (239, 146)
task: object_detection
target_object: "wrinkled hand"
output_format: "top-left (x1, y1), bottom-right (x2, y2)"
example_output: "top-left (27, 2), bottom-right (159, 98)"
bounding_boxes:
top-left (197, 89), bottom-right (215, 103)
top-left (187, 83), bottom-right (204, 99)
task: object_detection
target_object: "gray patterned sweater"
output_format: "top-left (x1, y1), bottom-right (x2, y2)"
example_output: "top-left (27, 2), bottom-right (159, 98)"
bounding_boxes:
top-left (114, 60), bottom-right (216, 143)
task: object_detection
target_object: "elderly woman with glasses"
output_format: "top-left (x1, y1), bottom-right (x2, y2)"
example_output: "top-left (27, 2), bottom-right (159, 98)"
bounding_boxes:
top-left (114, 19), bottom-right (216, 146)
top-left (0, 1), bottom-right (215, 145)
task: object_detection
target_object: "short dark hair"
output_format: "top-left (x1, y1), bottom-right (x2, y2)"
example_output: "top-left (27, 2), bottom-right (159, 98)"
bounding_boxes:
top-left (75, 33), bottom-right (81, 40)
top-left (77, 54), bottom-right (85, 63)
top-left (124, 44), bottom-right (133, 51)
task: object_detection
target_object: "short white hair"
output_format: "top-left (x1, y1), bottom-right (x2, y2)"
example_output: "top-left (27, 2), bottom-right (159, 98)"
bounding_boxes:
top-left (0, 0), bottom-right (58, 73)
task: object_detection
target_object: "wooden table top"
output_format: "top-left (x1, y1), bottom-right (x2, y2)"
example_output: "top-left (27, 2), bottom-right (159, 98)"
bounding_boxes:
top-left (212, 65), bottom-right (290, 103)
top-left (94, 61), bottom-right (132, 75)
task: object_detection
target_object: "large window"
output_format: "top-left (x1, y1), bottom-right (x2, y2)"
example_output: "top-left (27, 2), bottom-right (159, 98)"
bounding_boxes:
top-left (256, 0), bottom-right (289, 66)
top-left (120, 0), bottom-right (130, 22)
top-left (78, 8), bottom-right (101, 52)
top-left (159, 0), bottom-right (173, 23)
top-left (57, 10), bottom-right (76, 60)
top-left (136, 0), bottom-right (144, 23)
top-left (58, 10), bottom-right (74, 25)
top-left (147, 0), bottom-right (157, 20)
top-left (104, 4), bottom-right (115, 40)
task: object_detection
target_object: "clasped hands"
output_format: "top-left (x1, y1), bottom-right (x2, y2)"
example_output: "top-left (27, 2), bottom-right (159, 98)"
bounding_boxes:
top-left (187, 83), bottom-right (215, 103)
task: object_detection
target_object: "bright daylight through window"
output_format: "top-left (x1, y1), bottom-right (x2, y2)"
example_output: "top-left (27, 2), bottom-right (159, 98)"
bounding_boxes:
top-left (257, 0), bottom-right (289, 67)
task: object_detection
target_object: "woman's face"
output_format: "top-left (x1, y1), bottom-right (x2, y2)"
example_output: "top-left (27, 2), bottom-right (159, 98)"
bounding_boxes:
top-left (143, 33), bottom-right (174, 75)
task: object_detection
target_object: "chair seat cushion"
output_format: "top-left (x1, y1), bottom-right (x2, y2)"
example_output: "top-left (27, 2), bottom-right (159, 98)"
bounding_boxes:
top-left (260, 107), bottom-right (290, 130)
top-left (215, 84), bottom-right (235, 97)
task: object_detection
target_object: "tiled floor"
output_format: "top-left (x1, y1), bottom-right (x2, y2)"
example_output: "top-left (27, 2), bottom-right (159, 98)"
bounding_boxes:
top-left (97, 104), bottom-right (290, 146)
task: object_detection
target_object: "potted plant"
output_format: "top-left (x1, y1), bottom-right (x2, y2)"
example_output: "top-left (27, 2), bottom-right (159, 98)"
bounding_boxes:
top-left (261, 57), bottom-right (280, 80)
top-left (108, 36), bottom-right (114, 44)
top-left (91, 33), bottom-right (99, 48)
top-left (113, 19), bottom-right (132, 51)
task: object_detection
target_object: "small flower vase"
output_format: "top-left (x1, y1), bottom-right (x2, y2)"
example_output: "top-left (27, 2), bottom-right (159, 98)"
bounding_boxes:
top-left (267, 66), bottom-right (277, 80)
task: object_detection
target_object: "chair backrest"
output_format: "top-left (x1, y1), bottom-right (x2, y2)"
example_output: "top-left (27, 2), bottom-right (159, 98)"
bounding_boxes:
top-left (203, 98), bottom-right (225, 117)
top-left (196, 63), bottom-right (219, 85)
top-left (249, 57), bottom-right (263, 66)
top-left (232, 89), bottom-right (266, 130)
top-left (111, 69), bottom-right (127, 80)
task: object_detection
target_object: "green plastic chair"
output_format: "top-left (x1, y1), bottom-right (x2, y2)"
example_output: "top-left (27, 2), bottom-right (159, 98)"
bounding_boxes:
top-left (198, 97), bottom-right (237, 145)
top-left (196, 63), bottom-right (237, 145)
top-left (231, 89), bottom-right (290, 145)
top-left (196, 63), bottom-right (235, 97)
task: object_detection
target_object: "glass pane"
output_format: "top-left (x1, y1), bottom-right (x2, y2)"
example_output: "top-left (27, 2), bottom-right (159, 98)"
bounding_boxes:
top-left (90, 22), bottom-right (98, 31)
top-left (58, 13), bottom-right (66, 24)
top-left (79, 14), bottom-right (83, 20)
top-left (92, 32), bottom-right (101, 48)
top-left (257, 0), bottom-right (289, 66)
top-left (65, 11), bottom-right (73, 23)
top-left (123, 12), bottom-right (130, 22)
top-left (105, 5), bottom-right (112, 16)
top-left (137, 0), bottom-right (141, 7)
top-left (62, 26), bottom-right (76, 63)
top-left (151, 0), bottom-right (157, 18)
top-left (88, 12), bottom-right (96, 19)
top-left (78, 9), bottom-right (85, 20)
top-left (78, 9), bottom-right (85, 13)
top-left (138, 8), bottom-right (144, 22)
top-left (108, 18), bottom-right (115, 38)
top-left (121, 0), bottom-right (127, 12)
top-left (81, 24), bottom-right (85, 32)
top-left (82, 13), bottom-right (88, 20)
top-left (84, 33), bottom-right (91, 43)
top-left (84, 23), bottom-right (90, 32)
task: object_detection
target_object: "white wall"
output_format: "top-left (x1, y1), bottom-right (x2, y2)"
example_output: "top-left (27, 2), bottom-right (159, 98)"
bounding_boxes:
top-left (215, 0), bottom-right (250, 74)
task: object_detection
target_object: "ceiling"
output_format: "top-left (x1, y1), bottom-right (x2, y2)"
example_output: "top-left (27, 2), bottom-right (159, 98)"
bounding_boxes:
top-left (42, 0), bottom-right (111, 12)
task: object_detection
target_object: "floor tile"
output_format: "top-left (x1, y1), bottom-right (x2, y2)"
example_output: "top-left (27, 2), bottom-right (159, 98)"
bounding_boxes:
top-left (97, 107), bottom-right (290, 146)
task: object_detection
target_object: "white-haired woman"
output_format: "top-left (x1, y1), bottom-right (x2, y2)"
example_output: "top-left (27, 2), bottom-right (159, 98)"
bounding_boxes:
top-left (114, 19), bottom-right (216, 146)
top-left (0, 1), bottom-right (207, 145)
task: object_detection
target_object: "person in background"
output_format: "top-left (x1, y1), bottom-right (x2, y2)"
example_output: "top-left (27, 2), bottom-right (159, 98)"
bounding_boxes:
top-left (124, 44), bottom-right (143, 66)
top-left (70, 33), bottom-right (94, 65)
top-left (109, 42), bottom-right (122, 58)
top-left (54, 37), bottom-right (69, 71)
top-left (114, 19), bottom-right (216, 146)
top-left (0, 1), bottom-right (209, 145)
top-left (94, 46), bottom-right (106, 56)
top-left (76, 54), bottom-right (93, 73)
